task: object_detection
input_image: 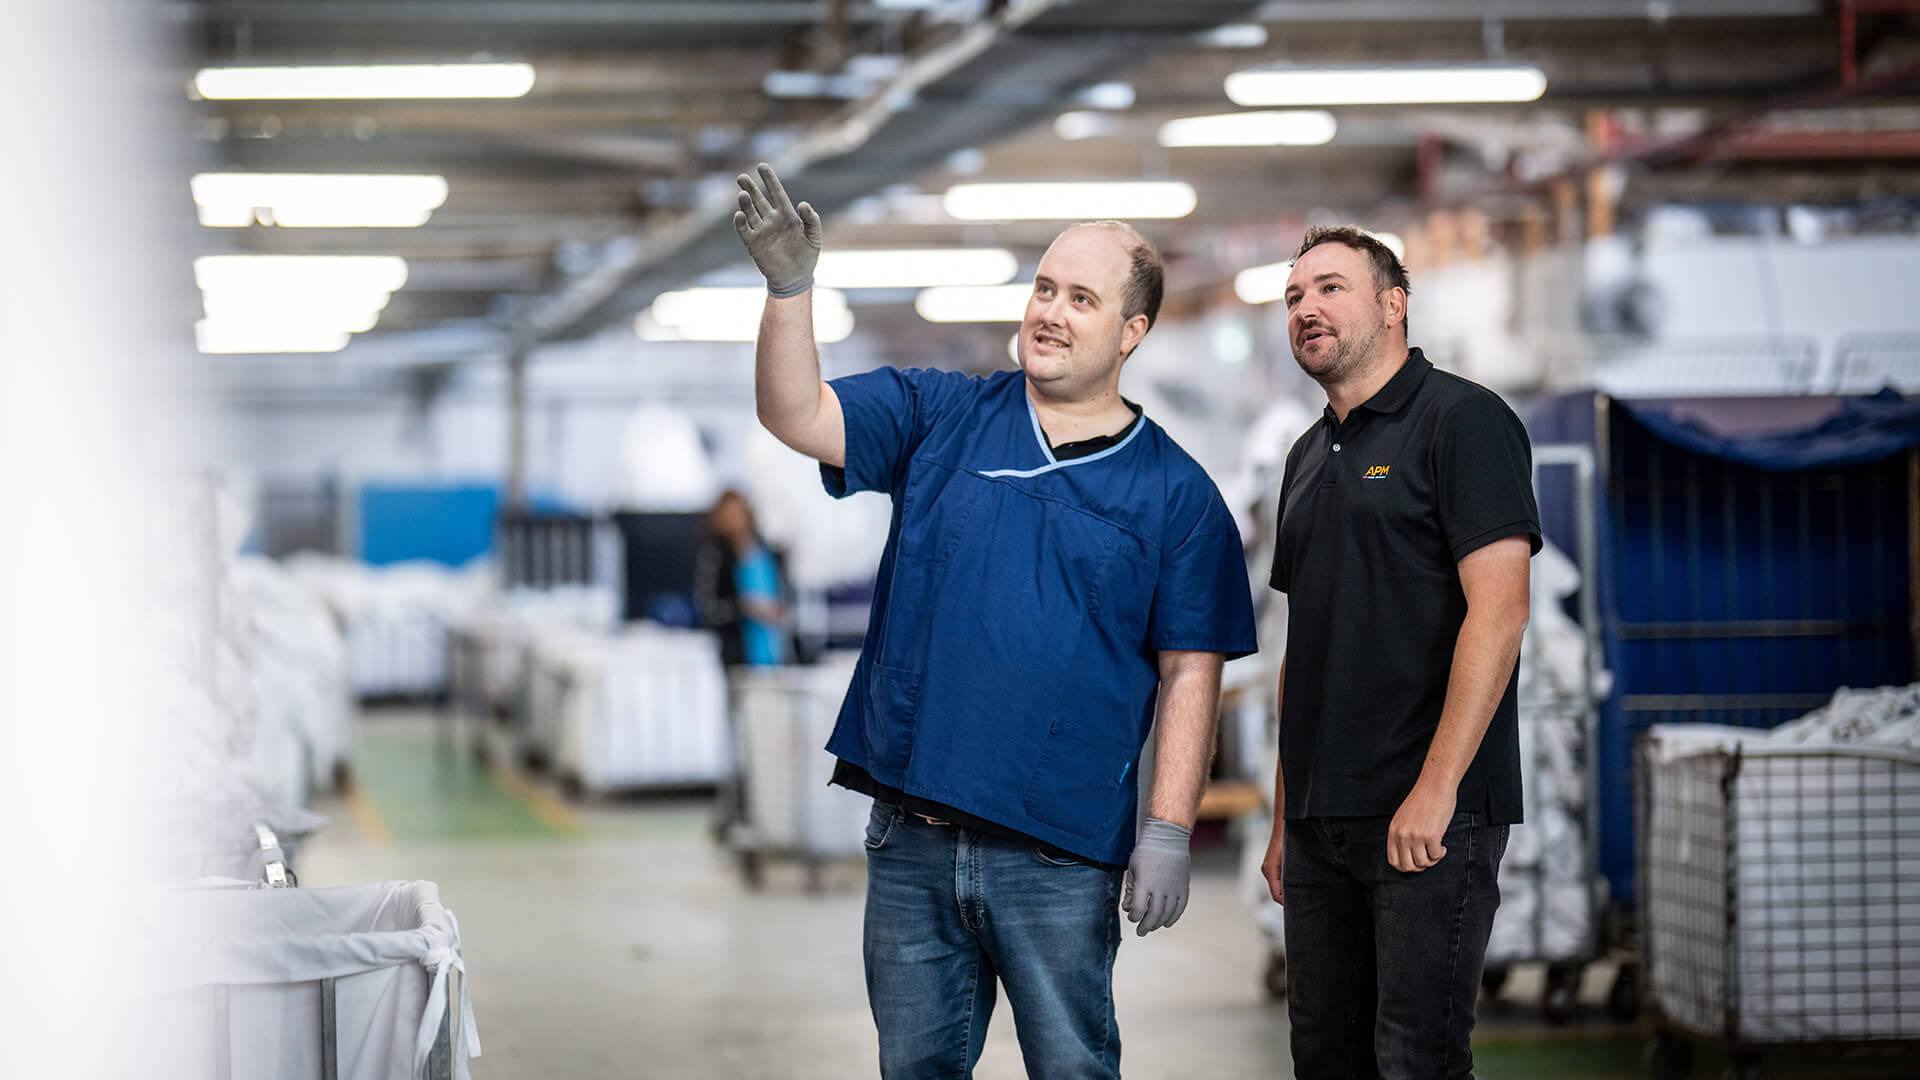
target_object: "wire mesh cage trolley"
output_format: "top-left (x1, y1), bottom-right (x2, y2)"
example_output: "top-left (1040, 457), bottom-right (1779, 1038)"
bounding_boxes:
top-left (1636, 731), bottom-right (1920, 1079)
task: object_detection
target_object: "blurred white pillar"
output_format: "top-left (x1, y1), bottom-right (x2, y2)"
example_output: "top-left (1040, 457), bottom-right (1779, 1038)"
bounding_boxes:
top-left (0, 2), bottom-right (194, 1076)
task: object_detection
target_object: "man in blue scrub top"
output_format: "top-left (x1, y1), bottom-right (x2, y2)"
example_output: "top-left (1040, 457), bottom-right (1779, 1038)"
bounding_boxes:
top-left (733, 163), bottom-right (1256, 1079)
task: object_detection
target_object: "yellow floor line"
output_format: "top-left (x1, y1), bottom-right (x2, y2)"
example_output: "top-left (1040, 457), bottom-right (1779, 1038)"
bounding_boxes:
top-left (489, 759), bottom-right (583, 836)
top-left (343, 782), bottom-right (394, 849)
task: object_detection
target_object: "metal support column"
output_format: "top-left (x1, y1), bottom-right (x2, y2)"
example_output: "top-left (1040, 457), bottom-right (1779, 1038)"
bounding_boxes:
top-left (505, 343), bottom-right (530, 512)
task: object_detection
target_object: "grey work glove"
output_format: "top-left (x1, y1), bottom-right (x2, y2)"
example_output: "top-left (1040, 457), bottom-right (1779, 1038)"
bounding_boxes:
top-left (732, 162), bottom-right (822, 298)
top-left (1123, 816), bottom-right (1193, 936)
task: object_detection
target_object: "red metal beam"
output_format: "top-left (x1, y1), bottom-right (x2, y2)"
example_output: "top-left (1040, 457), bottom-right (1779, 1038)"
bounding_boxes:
top-left (1712, 129), bottom-right (1920, 159)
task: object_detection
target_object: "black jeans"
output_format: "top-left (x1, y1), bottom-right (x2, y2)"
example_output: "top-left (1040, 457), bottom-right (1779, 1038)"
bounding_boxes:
top-left (1282, 812), bottom-right (1509, 1080)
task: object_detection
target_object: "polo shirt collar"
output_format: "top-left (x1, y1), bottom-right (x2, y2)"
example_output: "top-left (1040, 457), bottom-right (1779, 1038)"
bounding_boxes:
top-left (1320, 348), bottom-right (1432, 425)
top-left (1360, 348), bottom-right (1432, 415)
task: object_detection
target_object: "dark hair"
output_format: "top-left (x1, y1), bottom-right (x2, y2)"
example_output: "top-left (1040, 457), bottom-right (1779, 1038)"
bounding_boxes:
top-left (1291, 225), bottom-right (1410, 335)
top-left (1073, 220), bottom-right (1164, 333)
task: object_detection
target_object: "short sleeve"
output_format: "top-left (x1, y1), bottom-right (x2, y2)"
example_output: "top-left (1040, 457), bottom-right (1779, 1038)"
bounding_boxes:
top-left (1266, 443), bottom-right (1302, 593)
top-left (1148, 497), bottom-right (1258, 659)
top-left (1434, 392), bottom-right (1542, 562)
top-left (820, 367), bottom-right (979, 498)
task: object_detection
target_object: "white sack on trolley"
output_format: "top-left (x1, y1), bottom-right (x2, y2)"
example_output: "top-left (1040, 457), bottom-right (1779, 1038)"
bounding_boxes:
top-left (150, 880), bottom-right (480, 1080)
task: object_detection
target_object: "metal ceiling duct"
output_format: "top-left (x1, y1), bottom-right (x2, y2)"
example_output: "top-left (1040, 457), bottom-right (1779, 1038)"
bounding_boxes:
top-left (521, 0), bottom-right (1268, 342)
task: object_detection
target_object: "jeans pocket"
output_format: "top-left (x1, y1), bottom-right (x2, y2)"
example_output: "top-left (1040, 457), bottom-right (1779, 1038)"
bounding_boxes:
top-left (1032, 846), bottom-right (1084, 868)
top-left (864, 802), bottom-right (901, 851)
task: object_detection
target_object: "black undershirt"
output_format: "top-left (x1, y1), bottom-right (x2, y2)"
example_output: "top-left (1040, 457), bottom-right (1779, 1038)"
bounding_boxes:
top-left (831, 399), bottom-right (1144, 869)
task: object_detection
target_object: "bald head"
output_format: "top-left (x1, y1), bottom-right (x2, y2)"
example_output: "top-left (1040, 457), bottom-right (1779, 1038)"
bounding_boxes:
top-left (1059, 220), bottom-right (1165, 334)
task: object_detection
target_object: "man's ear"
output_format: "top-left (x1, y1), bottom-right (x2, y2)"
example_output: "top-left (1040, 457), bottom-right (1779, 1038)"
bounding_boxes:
top-left (1383, 287), bottom-right (1407, 330)
top-left (1119, 313), bottom-right (1150, 358)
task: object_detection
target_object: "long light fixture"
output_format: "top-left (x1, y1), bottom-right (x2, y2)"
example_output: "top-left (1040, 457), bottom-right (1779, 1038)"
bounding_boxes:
top-left (1233, 261), bottom-right (1293, 306)
top-left (915, 284), bottom-right (1033, 324)
top-left (1225, 64), bottom-right (1546, 106)
top-left (192, 62), bottom-right (536, 101)
top-left (815, 249), bottom-right (1018, 289)
top-left (194, 321), bottom-right (353, 355)
top-left (193, 255), bottom-right (408, 353)
top-left (942, 181), bottom-right (1196, 221)
top-left (639, 287), bottom-right (854, 343)
top-left (1157, 110), bottom-right (1336, 148)
top-left (190, 173), bottom-right (450, 229)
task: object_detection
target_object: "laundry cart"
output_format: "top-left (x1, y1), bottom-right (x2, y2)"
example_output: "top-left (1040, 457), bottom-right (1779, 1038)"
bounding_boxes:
top-left (147, 878), bottom-right (480, 1080)
top-left (727, 655), bottom-right (868, 891)
top-left (1636, 729), bottom-right (1920, 1080)
top-left (528, 625), bottom-right (731, 797)
top-left (1482, 443), bottom-right (1620, 1022)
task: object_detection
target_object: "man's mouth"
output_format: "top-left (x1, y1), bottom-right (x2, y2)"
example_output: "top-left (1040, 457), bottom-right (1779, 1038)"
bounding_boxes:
top-left (1298, 327), bottom-right (1330, 347)
top-left (1034, 331), bottom-right (1069, 349)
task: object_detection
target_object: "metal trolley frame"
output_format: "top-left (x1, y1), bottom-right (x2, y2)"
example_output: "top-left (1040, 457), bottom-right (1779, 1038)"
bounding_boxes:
top-left (1635, 737), bottom-right (1920, 1080)
top-left (1481, 443), bottom-right (1630, 1022)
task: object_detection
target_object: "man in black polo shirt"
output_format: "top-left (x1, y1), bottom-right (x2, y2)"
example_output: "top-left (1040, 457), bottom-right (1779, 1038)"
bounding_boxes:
top-left (1258, 226), bottom-right (1538, 1079)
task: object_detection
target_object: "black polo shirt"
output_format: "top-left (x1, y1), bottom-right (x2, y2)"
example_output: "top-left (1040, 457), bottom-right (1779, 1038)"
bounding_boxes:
top-left (1268, 349), bottom-right (1539, 824)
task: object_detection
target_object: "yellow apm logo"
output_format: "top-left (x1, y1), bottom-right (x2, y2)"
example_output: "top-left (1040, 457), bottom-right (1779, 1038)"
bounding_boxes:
top-left (1362, 464), bottom-right (1391, 479)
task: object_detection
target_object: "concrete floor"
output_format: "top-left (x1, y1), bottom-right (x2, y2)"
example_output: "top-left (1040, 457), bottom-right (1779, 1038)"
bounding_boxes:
top-left (301, 711), bottom-right (1915, 1079)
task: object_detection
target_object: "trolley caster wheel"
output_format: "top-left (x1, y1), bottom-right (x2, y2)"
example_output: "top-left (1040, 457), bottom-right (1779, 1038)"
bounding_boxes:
top-left (1480, 965), bottom-right (1510, 997)
top-left (1541, 963), bottom-right (1581, 1025)
top-left (559, 774), bottom-right (584, 801)
top-left (332, 760), bottom-right (354, 793)
top-left (1647, 1032), bottom-right (1694, 1080)
top-left (1263, 951), bottom-right (1288, 1002)
top-left (1723, 1053), bottom-right (1769, 1080)
top-left (737, 851), bottom-right (765, 891)
top-left (1607, 962), bottom-right (1640, 1021)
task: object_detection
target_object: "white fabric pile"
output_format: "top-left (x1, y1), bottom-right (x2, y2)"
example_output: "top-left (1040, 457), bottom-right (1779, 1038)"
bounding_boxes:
top-left (149, 487), bottom-right (347, 885)
top-left (1488, 539), bottom-right (1605, 965)
top-left (142, 880), bottom-right (480, 1080)
top-left (1643, 692), bottom-right (1920, 1041)
top-left (731, 654), bottom-right (868, 856)
top-left (526, 624), bottom-right (730, 793)
top-left (284, 556), bottom-right (491, 698)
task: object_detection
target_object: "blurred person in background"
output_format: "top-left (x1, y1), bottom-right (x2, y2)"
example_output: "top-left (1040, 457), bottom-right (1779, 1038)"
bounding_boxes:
top-left (1260, 226), bottom-right (1539, 1080)
top-left (694, 488), bottom-right (792, 668)
top-left (734, 162), bottom-right (1256, 1080)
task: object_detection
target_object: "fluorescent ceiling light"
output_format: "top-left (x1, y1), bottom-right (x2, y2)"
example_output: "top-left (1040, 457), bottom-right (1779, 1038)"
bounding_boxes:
top-left (942, 181), bottom-right (1196, 221)
top-left (193, 255), bottom-right (408, 353)
top-left (192, 63), bottom-right (535, 101)
top-left (190, 173), bottom-right (449, 229)
top-left (193, 255), bottom-right (409, 295)
top-left (816, 249), bottom-right (1018, 289)
top-left (1200, 23), bottom-right (1269, 49)
top-left (1157, 110), bottom-right (1336, 148)
top-left (194, 320), bottom-right (351, 355)
top-left (1233, 261), bottom-right (1293, 306)
top-left (1054, 111), bottom-right (1120, 141)
top-left (200, 293), bottom-right (388, 334)
top-left (1225, 65), bottom-right (1547, 106)
top-left (915, 284), bottom-right (1033, 323)
top-left (641, 288), bottom-right (853, 343)
top-left (1079, 82), bottom-right (1136, 110)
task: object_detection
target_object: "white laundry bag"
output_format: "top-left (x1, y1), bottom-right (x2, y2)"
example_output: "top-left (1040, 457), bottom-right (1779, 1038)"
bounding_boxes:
top-left (150, 880), bottom-right (480, 1080)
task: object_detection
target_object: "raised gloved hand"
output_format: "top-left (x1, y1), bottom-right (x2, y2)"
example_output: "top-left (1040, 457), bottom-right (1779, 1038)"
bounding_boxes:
top-left (1123, 816), bottom-right (1193, 936)
top-left (733, 162), bottom-right (822, 298)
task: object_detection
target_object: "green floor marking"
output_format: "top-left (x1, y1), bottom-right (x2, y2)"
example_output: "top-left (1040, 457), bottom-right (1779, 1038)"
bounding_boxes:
top-left (352, 717), bottom-right (562, 843)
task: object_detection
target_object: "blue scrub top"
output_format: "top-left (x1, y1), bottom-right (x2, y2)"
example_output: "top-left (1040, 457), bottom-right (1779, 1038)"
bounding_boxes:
top-left (822, 367), bottom-right (1258, 864)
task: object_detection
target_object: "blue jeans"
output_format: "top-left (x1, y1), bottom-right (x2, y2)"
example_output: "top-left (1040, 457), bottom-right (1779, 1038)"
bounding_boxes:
top-left (861, 802), bottom-right (1124, 1080)
top-left (1282, 812), bottom-right (1508, 1080)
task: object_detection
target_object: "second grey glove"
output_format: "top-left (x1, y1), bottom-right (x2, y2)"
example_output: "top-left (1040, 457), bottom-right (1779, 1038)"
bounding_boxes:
top-left (733, 162), bottom-right (821, 298)
top-left (1123, 816), bottom-right (1193, 936)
